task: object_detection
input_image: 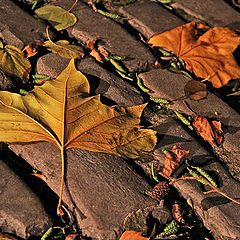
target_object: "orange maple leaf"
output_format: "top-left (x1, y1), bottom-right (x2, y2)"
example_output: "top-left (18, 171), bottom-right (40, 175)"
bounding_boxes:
top-left (148, 22), bottom-right (240, 88)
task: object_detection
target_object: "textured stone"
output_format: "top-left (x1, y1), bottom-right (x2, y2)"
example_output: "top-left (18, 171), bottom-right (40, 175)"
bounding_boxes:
top-left (9, 143), bottom-right (157, 240)
top-left (53, 0), bottom-right (156, 73)
top-left (170, 0), bottom-right (240, 28)
top-left (139, 69), bottom-right (240, 181)
top-left (119, 0), bottom-right (184, 38)
top-left (37, 53), bottom-right (144, 107)
top-left (0, 159), bottom-right (52, 238)
top-left (0, 0), bottom-right (45, 48)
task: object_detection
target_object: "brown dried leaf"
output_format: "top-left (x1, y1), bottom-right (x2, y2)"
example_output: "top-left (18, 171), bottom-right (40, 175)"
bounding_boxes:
top-left (98, 45), bottom-right (109, 58)
top-left (31, 172), bottom-right (47, 182)
top-left (148, 22), bottom-right (240, 88)
top-left (192, 116), bottom-right (223, 146)
top-left (22, 43), bottom-right (38, 58)
top-left (119, 231), bottom-right (150, 240)
top-left (90, 49), bottom-right (103, 63)
top-left (172, 203), bottom-right (185, 224)
top-left (184, 80), bottom-right (207, 100)
top-left (162, 145), bottom-right (189, 178)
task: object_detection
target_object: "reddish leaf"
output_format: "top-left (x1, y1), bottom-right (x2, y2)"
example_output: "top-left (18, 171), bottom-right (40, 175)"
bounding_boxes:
top-left (90, 49), bottom-right (103, 63)
top-left (119, 231), bottom-right (150, 240)
top-left (192, 116), bottom-right (223, 146)
top-left (162, 145), bottom-right (189, 178)
top-left (148, 22), bottom-right (240, 88)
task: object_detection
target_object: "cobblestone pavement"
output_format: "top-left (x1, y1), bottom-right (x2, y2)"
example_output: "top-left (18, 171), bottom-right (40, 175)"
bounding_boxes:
top-left (0, 1), bottom-right (240, 240)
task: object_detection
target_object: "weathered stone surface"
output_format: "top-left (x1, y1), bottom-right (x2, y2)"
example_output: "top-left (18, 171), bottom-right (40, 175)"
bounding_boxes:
top-left (37, 53), bottom-right (144, 106)
top-left (0, 0), bottom-right (45, 48)
top-left (151, 118), bottom-right (240, 240)
top-left (9, 143), bottom-right (157, 240)
top-left (139, 69), bottom-right (240, 181)
top-left (119, 0), bottom-right (184, 38)
top-left (0, 159), bottom-right (52, 238)
top-left (53, 0), bottom-right (156, 73)
top-left (170, 0), bottom-right (240, 28)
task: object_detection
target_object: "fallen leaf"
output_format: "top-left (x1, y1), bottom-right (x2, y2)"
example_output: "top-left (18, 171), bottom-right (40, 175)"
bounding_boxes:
top-left (31, 172), bottom-right (47, 182)
top-left (172, 202), bottom-right (185, 224)
top-left (148, 22), bottom-right (240, 88)
top-left (119, 231), bottom-right (150, 240)
top-left (65, 234), bottom-right (79, 240)
top-left (184, 80), bottom-right (207, 100)
top-left (35, 5), bottom-right (77, 31)
top-left (0, 41), bottom-right (31, 81)
top-left (192, 116), bottom-right (223, 146)
top-left (98, 45), bottom-right (109, 58)
top-left (0, 59), bottom-right (157, 214)
top-left (162, 145), bottom-right (189, 178)
top-left (43, 40), bottom-right (84, 58)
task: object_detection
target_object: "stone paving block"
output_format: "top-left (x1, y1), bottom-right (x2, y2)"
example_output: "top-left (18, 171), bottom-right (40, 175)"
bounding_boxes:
top-left (9, 143), bottom-right (157, 240)
top-left (53, 0), bottom-right (156, 73)
top-left (139, 69), bottom-right (240, 181)
top-left (150, 117), bottom-right (240, 240)
top-left (0, 0), bottom-right (45, 48)
top-left (0, 159), bottom-right (52, 238)
top-left (119, 0), bottom-right (184, 38)
top-left (170, 0), bottom-right (240, 28)
top-left (37, 53), bottom-right (144, 107)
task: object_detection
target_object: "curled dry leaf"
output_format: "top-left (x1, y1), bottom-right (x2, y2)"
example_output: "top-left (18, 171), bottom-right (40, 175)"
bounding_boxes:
top-left (184, 80), bottom-right (207, 100)
top-left (192, 116), bottom-right (223, 146)
top-left (148, 22), bottom-right (240, 88)
top-left (0, 59), bottom-right (157, 214)
top-left (119, 231), bottom-right (150, 240)
top-left (162, 145), bottom-right (189, 178)
top-left (43, 40), bottom-right (84, 59)
top-left (0, 41), bottom-right (31, 81)
top-left (35, 5), bottom-right (77, 31)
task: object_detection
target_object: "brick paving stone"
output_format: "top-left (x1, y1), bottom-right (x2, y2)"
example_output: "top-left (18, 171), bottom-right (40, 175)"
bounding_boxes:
top-left (170, 0), bottom-right (240, 28)
top-left (0, 159), bottom-right (52, 238)
top-left (53, 0), bottom-right (156, 73)
top-left (119, 0), bottom-right (184, 38)
top-left (0, 0), bottom-right (45, 48)
top-left (149, 117), bottom-right (240, 240)
top-left (37, 54), bottom-right (144, 107)
top-left (139, 69), bottom-right (240, 181)
top-left (9, 143), bottom-right (157, 240)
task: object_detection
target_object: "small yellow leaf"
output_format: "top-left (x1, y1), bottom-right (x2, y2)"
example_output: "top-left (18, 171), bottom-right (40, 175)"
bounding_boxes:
top-left (43, 40), bottom-right (84, 59)
top-left (0, 42), bottom-right (31, 81)
top-left (35, 5), bottom-right (77, 31)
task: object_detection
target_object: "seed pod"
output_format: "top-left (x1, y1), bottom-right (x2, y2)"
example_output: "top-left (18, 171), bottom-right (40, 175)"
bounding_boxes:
top-left (172, 202), bottom-right (185, 224)
top-left (156, 220), bottom-right (180, 238)
top-left (148, 181), bottom-right (170, 201)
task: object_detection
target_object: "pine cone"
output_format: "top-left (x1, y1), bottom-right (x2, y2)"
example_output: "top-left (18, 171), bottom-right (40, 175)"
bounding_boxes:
top-left (148, 181), bottom-right (170, 201)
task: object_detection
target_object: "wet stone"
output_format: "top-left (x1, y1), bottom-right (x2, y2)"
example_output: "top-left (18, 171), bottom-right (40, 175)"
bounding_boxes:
top-left (0, 159), bottom-right (52, 238)
top-left (9, 143), bottom-right (157, 240)
top-left (53, 0), bottom-right (156, 73)
top-left (119, 0), bottom-right (184, 38)
top-left (139, 69), bottom-right (240, 181)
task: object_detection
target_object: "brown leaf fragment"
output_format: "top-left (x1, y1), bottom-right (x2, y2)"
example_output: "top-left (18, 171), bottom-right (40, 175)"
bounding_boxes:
top-left (65, 234), bottom-right (79, 240)
top-left (184, 80), bottom-right (207, 100)
top-left (86, 39), bottom-right (97, 50)
top-left (90, 49), bottom-right (103, 63)
top-left (31, 172), bottom-right (47, 182)
top-left (148, 22), bottom-right (240, 88)
top-left (98, 45), bottom-right (109, 58)
top-left (119, 231), bottom-right (150, 240)
top-left (22, 43), bottom-right (38, 58)
top-left (162, 145), bottom-right (189, 178)
top-left (192, 116), bottom-right (223, 146)
top-left (0, 233), bottom-right (18, 240)
top-left (211, 120), bottom-right (224, 145)
top-left (172, 203), bottom-right (185, 224)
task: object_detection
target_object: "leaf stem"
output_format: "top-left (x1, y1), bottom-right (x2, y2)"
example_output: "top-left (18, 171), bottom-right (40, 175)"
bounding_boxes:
top-left (68, 0), bottom-right (78, 12)
top-left (57, 146), bottom-right (65, 216)
top-left (170, 177), bottom-right (240, 205)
